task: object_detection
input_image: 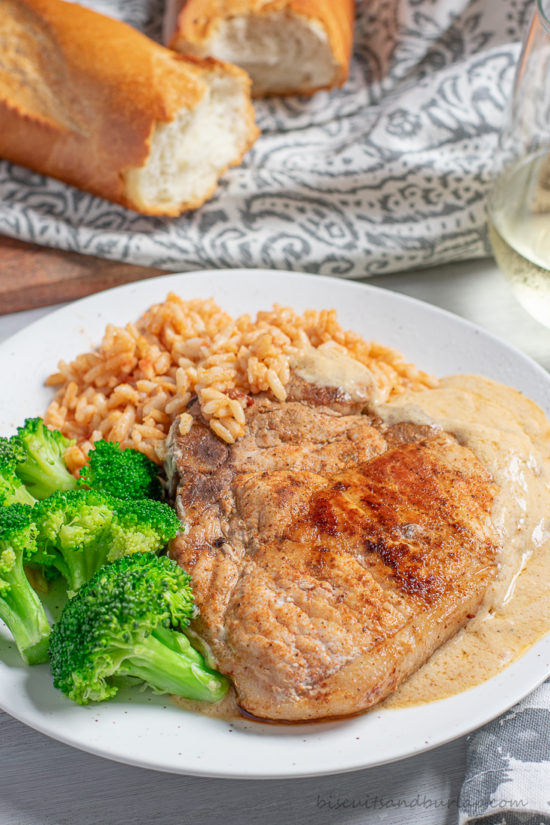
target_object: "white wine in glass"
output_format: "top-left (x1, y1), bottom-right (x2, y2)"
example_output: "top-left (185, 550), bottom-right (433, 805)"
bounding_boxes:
top-left (489, 151), bottom-right (550, 327)
top-left (488, 0), bottom-right (550, 328)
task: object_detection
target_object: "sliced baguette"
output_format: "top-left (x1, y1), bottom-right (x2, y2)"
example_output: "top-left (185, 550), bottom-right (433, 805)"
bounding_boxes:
top-left (0, 0), bottom-right (259, 215)
top-left (165, 0), bottom-right (355, 98)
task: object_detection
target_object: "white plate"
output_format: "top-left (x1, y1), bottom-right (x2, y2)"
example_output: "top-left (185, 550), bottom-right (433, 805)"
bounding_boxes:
top-left (1, 269), bottom-right (550, 779)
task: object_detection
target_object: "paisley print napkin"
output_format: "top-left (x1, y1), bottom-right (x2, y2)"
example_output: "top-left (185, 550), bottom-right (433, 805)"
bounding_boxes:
top-left (0, 0), bottom-right (529, 275)
top-left (459, 680), bottom-right (550, 824)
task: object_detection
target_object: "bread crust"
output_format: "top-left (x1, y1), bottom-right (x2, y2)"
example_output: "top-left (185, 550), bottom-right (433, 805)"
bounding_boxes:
top-left (0, 0), bottom-right (258, 215)
top-left (169, 0), bottom-right (356, 97)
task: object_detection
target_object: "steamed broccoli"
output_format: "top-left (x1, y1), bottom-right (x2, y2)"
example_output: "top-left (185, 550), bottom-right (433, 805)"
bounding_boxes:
top-left (31, 489), bottom-right (180, 596)
top-left (0, 504), bottom-right (50, 665)
top-left (49, 553), bottom-right (229, 705)
top-left (11, 418), bottom-right (76, 499)
top-left (78, 439), bottom-right (162, 500)
top-left (107, 496), bottom-right (180, 559)
top-left (31, 489), bottom-right (116, 595)
top-left (0, 438), bottom-right (36, 506)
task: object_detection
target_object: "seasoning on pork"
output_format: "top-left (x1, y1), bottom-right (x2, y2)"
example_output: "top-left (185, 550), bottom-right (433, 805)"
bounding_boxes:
top-left (167, 388), bottom-right (499, 721)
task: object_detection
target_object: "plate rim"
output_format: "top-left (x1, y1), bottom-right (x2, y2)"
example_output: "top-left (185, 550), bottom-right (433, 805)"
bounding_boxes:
top-left (0, 266), bottom-right (549, 780)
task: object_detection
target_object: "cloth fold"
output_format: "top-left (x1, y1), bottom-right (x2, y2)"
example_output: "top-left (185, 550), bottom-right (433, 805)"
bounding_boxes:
top-left (459, 680), bottom-right (550, 825)
top-left (0, 0), bottom-right (525, 275)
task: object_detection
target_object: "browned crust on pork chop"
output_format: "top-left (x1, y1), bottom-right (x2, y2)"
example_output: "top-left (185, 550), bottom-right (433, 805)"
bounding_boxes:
top-left (167, 394), bottom-right (499, 721)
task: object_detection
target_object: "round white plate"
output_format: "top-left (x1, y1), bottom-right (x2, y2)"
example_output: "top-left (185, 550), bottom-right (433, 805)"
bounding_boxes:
top-left (1, 269), bottom-right (549, 779)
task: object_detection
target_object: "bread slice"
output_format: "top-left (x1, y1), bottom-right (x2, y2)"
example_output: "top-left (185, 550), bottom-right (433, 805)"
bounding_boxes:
top-left (0, 0), bottom-right (259, 215)
top-left (165, 0), bottom-right (355, 97)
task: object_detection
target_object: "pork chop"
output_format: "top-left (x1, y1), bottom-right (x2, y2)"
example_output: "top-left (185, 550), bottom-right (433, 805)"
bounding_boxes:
top-left (167, 391), bottom-right (499, 721)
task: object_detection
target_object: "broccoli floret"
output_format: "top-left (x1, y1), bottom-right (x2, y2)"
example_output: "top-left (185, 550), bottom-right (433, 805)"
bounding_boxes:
top-left (108, 497), bottom-right (180, 560)
top-left (31, 490), bottom-right (180, 596)
top-left (49, 553), bottom-right (229, 705)
top-left (0, 438), bottom-right (36, 506)
top-left (32, 489), bottom-right (116, 596)
top-left (78, 440), bottom-right (162, 500)
top-left (12, 418), bottom-right (76, 500)
top-left (0, 504), bottom-right (50, 665)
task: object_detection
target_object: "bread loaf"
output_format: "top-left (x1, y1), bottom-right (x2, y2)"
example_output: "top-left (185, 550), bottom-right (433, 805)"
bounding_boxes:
top-left (0, 0), bottom-right (259, 215)
top-left (165, 0), bottom-right (356, 97)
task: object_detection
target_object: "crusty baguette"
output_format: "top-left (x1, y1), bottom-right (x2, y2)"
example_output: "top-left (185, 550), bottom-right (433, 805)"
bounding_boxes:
top-left (0, 0), bottom-right (259, 216)
top-left (165, 0), bottom-right (355, 97)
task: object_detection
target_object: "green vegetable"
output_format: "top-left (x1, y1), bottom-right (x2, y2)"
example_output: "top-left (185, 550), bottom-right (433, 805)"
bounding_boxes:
top-left (0, 438), bottom-right (36, 506)
top-left (31, 490), bottom-right (180, 596)
top-left (49, 553), bottom-right (229, 705)
top-left (0, 504), bottom-right (50, 665)
top-left (78, 440), bottom-right (162, 500)
top-left (12, 418), bottom-right (76, 500)
top-left (107, 496), bottom-right (181, 560)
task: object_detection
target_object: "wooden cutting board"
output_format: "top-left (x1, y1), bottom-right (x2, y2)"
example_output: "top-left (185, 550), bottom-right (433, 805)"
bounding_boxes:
top-left (0, 235), bottom-right (172, 315)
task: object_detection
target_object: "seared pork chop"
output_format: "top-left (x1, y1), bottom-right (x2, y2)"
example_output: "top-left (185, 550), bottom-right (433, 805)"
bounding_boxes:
top-left (167, 393), bottom-right (499, 721)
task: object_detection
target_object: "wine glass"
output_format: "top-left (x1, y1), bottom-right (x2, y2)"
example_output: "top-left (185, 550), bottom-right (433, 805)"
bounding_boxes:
top-left (488, 0), bottom-right (550, 327)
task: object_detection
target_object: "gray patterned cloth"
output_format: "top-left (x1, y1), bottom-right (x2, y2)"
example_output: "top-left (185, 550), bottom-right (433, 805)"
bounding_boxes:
top-left (0, 0), bottom-right (530, 275)
top-left (459, 681), bottom-right (550, 825)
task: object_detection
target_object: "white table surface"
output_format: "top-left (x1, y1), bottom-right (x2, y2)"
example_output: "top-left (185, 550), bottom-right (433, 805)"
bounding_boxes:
top-left (0, 256), bottom-right (548, 825)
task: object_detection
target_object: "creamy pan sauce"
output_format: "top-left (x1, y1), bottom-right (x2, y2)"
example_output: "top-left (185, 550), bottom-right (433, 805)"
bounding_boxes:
top-left (291, 342), bottom-right (385, 403)
top-left (176, 372), bottom-right (550, 719)
top-left (378, 374), bottom-right (550, 707)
